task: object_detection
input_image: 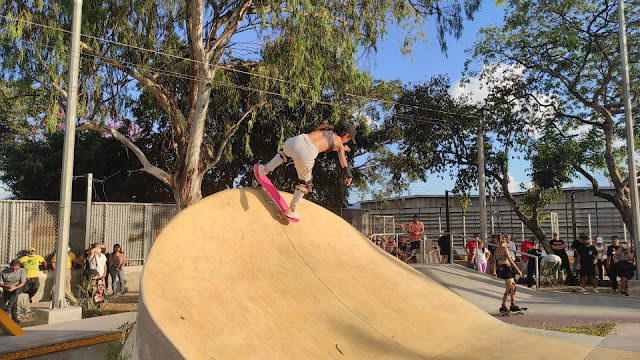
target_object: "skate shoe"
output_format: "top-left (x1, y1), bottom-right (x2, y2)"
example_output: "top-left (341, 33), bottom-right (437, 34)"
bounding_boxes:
top-left (509, 305), bottom-right (521, 312)
top-left (257, 164), bottom-right (268, 177)
top-left (499, 305), bottom-right (509, 313)
top-left (284, 208), bottom-right (299, 220)
top-left (593, 288), bottom-right (599, 293)
top-left (577, 287), bottom-right (586, 293)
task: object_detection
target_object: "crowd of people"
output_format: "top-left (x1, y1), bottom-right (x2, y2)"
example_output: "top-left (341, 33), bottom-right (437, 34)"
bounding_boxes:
top-left (1, 243), bottom-right (128, 323)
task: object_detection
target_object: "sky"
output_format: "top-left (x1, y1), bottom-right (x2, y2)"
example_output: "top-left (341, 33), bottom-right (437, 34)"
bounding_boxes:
top-left (0, 1), bottom-right (612, 202)
top-left (348, 1), bottom-right (611, 203)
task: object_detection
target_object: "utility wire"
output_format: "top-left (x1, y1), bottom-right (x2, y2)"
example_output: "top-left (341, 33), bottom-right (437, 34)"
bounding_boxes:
top-left (0, 14), bottom-right (482, 120)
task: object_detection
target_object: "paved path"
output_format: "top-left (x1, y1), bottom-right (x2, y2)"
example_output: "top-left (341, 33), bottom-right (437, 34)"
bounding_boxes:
top-left (412, 264), bottom-right (640, 327)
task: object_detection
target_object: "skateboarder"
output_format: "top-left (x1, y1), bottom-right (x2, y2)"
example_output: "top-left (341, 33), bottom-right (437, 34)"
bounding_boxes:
top-left (257, 122), bottom-right (356, 220)
top-left (492, 234), bottom-right (523, 313)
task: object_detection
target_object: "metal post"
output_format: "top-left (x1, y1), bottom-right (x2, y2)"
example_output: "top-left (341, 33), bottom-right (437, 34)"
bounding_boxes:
top-left (446, 190), bottom-right (452, 264)
top-left (84, 173), bottom-right (93, 250)
top-left (477, 113), bottom-right (488, 245)
top-left (489, 188), bottom-right (495, 234)
top-left (52, 0), bottom-right (83, 310)
top-left (571, 192), bottom-right (577, 242)
top-left (535, 255), bottom-right (540, 291)
top-left (617, 0), bottom-right (640, 274)
top-left (588, 214), bottom-right (592, 241)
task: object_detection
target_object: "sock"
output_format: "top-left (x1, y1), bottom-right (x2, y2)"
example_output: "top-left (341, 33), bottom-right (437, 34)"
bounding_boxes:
top-left (290, 188), bottom-right (305, 208)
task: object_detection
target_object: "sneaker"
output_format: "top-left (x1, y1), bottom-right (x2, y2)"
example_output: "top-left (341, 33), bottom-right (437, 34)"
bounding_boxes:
top-left (284, 208), bottom-right (299, 220)
top-left (577, 287), bottom-right (586, 293)
top-left (510, 305), bottom-right (521, 312)
top-left (593, 288), bottom-right (599, 293)
top-left (257, 164), bottom-right (268, 177)
top-left (499, 305), bottom-right (509, 313)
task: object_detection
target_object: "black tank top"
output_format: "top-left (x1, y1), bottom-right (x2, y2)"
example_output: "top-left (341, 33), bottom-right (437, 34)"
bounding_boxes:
top-left (321, 130), bottom-right (335, 152)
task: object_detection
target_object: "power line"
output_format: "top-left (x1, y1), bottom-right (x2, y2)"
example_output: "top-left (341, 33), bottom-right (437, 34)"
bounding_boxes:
top-left (0, 14), bottom-right (480, 121)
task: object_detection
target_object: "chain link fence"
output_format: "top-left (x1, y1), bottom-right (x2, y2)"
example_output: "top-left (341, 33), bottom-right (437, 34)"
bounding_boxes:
top-left (0, 200), bottom-right (177, 267)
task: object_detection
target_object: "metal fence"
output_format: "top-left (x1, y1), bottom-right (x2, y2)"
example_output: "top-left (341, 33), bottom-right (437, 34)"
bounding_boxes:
top-left (0, 200), bottom-right (177, 267)
top-left (2, 198), bottom-right (632, 267)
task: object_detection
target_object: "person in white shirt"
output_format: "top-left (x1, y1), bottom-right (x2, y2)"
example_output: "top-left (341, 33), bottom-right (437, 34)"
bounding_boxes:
top-left (595, 236), bottom-right (605, 283)
top-left (506, 234), bottom-right (516, 261)
top-left (475, 241), bottom-right (490, 274)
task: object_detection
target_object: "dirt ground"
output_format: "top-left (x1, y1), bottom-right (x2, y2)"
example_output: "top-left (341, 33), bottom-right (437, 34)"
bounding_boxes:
top-left (16, 292), bottom-right (139, 328)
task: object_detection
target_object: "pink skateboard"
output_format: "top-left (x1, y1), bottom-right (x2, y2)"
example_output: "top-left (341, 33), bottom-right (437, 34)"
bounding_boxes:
top-left (253, 164), bottom-right (299, 222)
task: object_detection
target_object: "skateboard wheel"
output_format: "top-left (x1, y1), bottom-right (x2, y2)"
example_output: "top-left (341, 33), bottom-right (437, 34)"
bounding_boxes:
top-left (252, 181), bottom-right (259, 187)
top-left (276, 215), bottom-right (282, 220)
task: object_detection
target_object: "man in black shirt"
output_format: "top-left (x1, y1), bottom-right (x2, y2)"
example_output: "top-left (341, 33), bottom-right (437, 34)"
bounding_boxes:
top-left (606, 236), bottom-right (620, 291)
top-left (578, 237), bottom-right (598, 293)
top-left (437, 233), bottom-right (451, 264)
top-left (571, 234), bottom-right (588, 274)
top-left (549, 232), bottom-right (573, 280)
top-left (526, 240), bottom-right (543, 288)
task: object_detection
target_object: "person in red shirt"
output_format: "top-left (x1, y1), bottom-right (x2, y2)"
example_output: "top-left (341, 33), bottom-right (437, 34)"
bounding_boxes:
top-left (464, 234), bottom-right (479, 269)
top-left (520, 236), bottom-right (534, 275)
top-left (406, 215), bottom-right (424, 256)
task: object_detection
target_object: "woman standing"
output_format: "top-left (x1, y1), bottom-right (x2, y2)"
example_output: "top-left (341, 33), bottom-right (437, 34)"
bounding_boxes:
top-left (595, 236), bottom-right (605, 283)
top-left (615, 242), bottom-right (636, 296)
top-left (492, 235), bottom-right (523, 313)
top-left (475, 241), bottom-right (490, 274)
top-left (108, 244), bottom-right (126, 295)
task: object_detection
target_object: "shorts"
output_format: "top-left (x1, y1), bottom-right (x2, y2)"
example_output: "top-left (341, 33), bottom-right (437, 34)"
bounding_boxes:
top-left (283, 134), bottom-right (319, 182)
top-left (580, 263), bottom-right (596, 277)
top-left (618, 261), bottom-right (636, 279)
top-left (439, 248), bottom-right (450, 256)
top-left (410, 241), bottom-right (421, 251)
top-left (497, 264), bottom-right (515, 280)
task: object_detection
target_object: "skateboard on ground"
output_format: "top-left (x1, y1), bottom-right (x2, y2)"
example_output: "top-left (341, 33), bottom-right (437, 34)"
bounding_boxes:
top-left (253, 164), bottom-right (299, 222)
top-left (500, 307), bottom-right (527, 317)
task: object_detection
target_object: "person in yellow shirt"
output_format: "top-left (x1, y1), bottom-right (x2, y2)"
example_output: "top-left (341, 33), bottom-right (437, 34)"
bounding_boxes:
top-left (18, 247), bottom-right (48, 303)
top-left (52, 247), bottom-right (77, 293)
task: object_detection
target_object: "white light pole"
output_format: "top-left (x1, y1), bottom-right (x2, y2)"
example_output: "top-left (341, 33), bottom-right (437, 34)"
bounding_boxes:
top-left (617, 0), bottom-right (640, 273)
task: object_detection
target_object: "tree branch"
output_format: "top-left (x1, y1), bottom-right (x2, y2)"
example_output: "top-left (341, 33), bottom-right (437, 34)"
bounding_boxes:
top-left (76, 123), bottom-right (174, 188)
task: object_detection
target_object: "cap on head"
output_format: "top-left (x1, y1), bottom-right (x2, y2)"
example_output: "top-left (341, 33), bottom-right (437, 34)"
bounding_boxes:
top-left (596, 236), bottom-right (603, 243)
top-left (29, 247), bottom-right (36, 252)
top-left (579, 234), bottom-right (589, 240)
top-left (340, 122), bottom-right (357, 144)
top-left (532, 239), bottom-right (540, 245)
top-left (553, 231), bottom-right (559, 235)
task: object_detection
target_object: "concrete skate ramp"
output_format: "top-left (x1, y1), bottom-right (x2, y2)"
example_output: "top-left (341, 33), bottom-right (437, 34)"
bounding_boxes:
top-left (136, 188), bottom-right (629, 359)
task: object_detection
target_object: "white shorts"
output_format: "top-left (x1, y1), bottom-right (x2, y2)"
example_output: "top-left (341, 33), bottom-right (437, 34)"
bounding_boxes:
top-left (282, 134), bottom-right (319, 182)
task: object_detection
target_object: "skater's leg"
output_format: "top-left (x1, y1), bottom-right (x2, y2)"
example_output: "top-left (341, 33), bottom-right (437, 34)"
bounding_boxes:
top-left (262, 149), bottom-right (289, 175)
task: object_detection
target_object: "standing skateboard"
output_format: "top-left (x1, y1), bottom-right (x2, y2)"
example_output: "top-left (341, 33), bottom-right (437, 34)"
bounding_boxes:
top-left (253, 164), bottom-right (299, 222)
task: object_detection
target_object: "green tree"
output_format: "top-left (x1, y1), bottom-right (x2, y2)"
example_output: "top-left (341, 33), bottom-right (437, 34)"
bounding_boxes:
top-left (1, 0), bottom-right (489, 210)
top-left (468, 0), bottom-right (640, 235)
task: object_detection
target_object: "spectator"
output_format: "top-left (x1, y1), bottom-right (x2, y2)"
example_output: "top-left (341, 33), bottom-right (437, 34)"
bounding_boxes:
top-left (437, 233), bottom-right (451, 264)
top-left (606, 236), bottom-right (620, 292)
top-left (492, 234), bottom-right (523, 313)
top-left (505, 234), bottom-right (516, 261)
top-left (464, 234), bottom-right (479, 269)
top-left (84, 243), bottom-right (107, 306)
top-left (520, 236), bottom-right (534, 275)
top-left (571, 234), bottom-right (588, 277)
top-left (594, 236), bottom-right (605, 284)
top-left (577, 237), bottom-right (598, 293)
top-left (549, 231), bottom-right (574, 281)
top-left (398, 238), bottom-right (409, 262)
top-left (374, 237), bottom-right (383, 249)
top-left (108, 244), bottom-right (126, 295)
top-left (615, 241), bottom-right (635, 296)
top-left (51, 246), bottom-right (77, 294)
top-left (0, 260), bottom-right (26, 323)
top-left (526, 240), bottom-right (543, 288)
top-left (19, 247), bottom-right (48, 303)
top-left (487, 234), bottom-right (499, 274)
top-left (541, 254), bottom-right (562, 280)
top-left (475, 241), bottom-right (490, 274)
top-left (407, 215), bottom-right (424, 257)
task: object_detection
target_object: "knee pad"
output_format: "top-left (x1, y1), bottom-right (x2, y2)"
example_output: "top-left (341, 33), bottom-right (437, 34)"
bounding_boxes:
top-left (295, 178), bottom-right (313, 194)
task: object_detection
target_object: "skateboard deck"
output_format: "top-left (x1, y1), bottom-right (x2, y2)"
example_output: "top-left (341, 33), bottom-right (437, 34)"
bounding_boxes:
top-left (500, 307), bottom-right (527, 317)
top-left (0, 310), bottom-right (25, 336)
top-left (253, 164), bottom-right (299, 222)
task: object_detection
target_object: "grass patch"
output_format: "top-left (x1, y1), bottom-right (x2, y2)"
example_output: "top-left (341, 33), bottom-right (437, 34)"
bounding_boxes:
top-left (103, 320), bottom-right (135, 360)
top-left (523, 322), bottom-right (616, 337)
